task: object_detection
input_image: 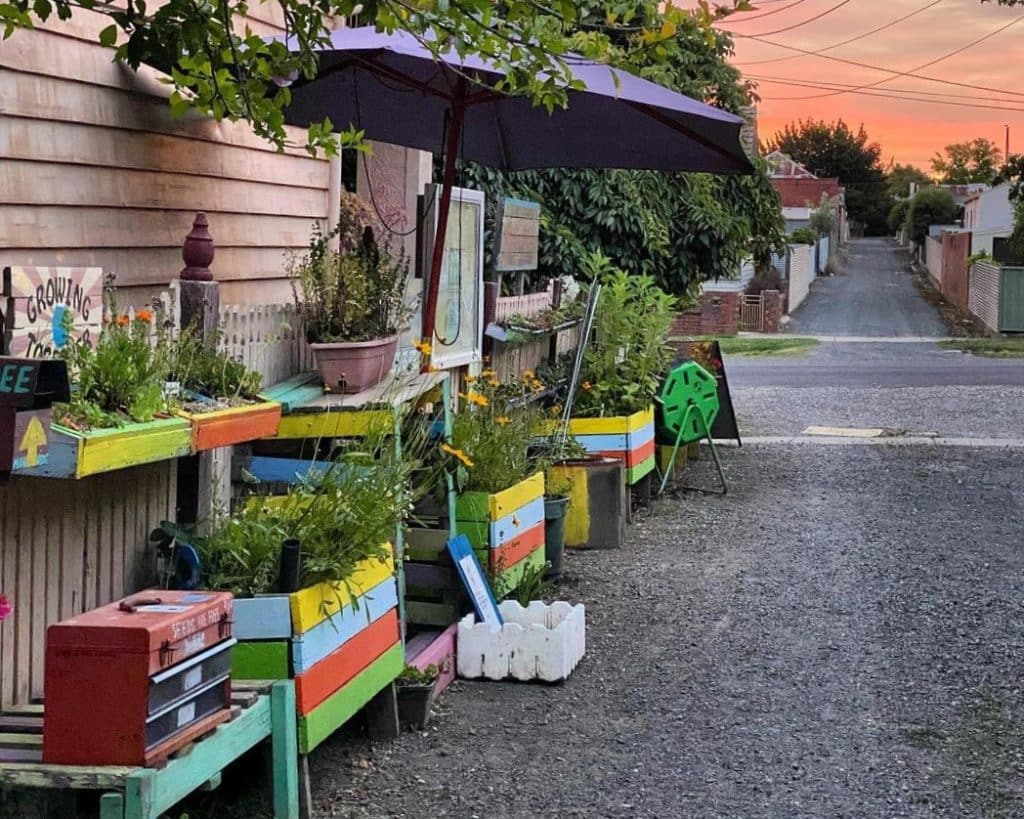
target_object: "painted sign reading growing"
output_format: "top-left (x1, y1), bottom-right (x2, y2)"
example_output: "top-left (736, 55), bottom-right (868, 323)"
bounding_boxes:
top-left (2, 266), bottom-right (103, 358)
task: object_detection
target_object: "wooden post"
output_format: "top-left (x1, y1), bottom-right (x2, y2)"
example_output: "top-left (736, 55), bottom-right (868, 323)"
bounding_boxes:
top-left (364, 682), bottom-right (400, 740)
top-left (176, 213), bottom-right (222, 528)
top-left (270, 681), bottom-right (300, 819)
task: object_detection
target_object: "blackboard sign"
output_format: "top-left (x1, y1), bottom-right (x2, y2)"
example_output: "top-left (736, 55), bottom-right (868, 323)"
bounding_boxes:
top-left (673, 340), bottom-right (741, 445)
top-left (0, 357), bottom-right (69, 478)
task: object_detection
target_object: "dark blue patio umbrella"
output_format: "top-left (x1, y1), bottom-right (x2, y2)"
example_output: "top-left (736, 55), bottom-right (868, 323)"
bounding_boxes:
top-left (282, 25), bottom-right (753, 348)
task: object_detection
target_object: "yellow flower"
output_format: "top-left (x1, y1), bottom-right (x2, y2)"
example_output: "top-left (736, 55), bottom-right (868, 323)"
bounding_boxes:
top-left (480, 369), bottom-right (497, 379)
top-left (441, 443), bottom-right (474, 468)
top-left (522, 369), bottom-right (535, 380)
top-left (413, 339), bottom-right (432, 356)
top-left (459, 391), bottom-right (489, 407)
top-left (488, 378), bottom-right (500, 388)
top-left (495, 416), bottom-right (511, 426)
top-left (464, 374), bottom-right (477, 383)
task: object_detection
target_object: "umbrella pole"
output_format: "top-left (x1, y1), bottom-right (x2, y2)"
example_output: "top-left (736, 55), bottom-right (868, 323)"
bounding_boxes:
top-left (420, 92), bottom-right (467, 369)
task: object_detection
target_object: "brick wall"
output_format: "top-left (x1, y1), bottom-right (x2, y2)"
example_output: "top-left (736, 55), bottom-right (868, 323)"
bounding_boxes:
top-left (671, 291), bottom-right (741, 337)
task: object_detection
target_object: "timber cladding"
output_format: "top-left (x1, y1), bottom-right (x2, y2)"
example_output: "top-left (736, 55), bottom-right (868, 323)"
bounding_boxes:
top-left (0, 462), bottom-right (177, 707)
top-left (0, 7), bottom-right (328, 305)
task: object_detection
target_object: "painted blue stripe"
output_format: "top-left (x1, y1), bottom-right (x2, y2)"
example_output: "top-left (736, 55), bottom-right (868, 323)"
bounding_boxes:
top-left (247, 455), bottom-right (335, 484)
top-left (574, 432), bottom-right (628, 451)
top-left (490, 495), bottom-right (544, 548)
top-left (234, 595), bottom-right (292, 640)
top-left (628, 422), bottom-right (655, 448)
top-left (291, 576), bottom-right (398, 673)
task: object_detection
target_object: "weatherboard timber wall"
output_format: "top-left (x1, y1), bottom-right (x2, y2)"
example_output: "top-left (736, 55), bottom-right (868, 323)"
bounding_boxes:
top-left (969, 261), bottom-right (1002, 333)
top-left (940, 231), bottom-right (971, 312)
top-left (0, 8), bottom-right (329, 305)
top-left (787, 243), bottom-right (814, 313)
top-left (0, 462), bottom-right (177, 706)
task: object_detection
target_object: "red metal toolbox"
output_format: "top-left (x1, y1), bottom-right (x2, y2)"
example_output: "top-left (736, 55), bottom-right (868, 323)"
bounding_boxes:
top-left (43, 590), bottom-right (235, 766)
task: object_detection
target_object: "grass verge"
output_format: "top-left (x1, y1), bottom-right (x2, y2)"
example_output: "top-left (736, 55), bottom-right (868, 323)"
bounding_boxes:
top-left (711, 336), bottom-right (820, 357)
top-left (939, 338), bottom-right (1024, 358)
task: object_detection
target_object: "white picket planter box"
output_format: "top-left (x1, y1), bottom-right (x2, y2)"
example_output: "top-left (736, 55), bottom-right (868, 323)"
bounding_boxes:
top-left (457, 600), bottom-right (586, 682)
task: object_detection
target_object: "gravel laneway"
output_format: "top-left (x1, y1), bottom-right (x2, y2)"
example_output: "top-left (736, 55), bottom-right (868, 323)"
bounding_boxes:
top-left (786, 238), bottom-right (947, 338)
top-left (309, 443), bottom-right (1024, 819)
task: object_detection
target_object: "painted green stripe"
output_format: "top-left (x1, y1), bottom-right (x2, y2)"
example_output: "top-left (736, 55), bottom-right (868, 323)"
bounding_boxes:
top-left (297, 643), bottom-right (404, 753)
top-left (626, 456), bottom-right (656, 485)
top-left (493, 547), bottom-right (545, 596)
top-left (232, 641), bottom-right (290, 680)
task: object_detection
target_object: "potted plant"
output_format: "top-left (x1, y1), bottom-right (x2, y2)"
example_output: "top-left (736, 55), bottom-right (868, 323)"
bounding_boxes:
top-left (290, 194), bottom-right (414, 393)
top-left (566, 263), bottom-right (672, 486)
top-left (395, 664), bottom-right (441, 729)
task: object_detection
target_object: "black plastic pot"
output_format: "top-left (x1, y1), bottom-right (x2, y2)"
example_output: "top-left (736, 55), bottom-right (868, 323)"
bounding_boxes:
top-left (396, 682), bottom-right (434, 730)
top-left (544, 495), bottom-right (570, 578)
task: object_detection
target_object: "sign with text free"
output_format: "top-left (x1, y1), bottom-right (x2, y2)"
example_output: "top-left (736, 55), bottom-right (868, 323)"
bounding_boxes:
top-left (2, 266), bottom-right (103, 357)
top-left (0, 358), bottom-right (68, 477)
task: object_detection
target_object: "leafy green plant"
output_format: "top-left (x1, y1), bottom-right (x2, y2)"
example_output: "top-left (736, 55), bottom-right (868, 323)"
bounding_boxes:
top-left (789, 227), bottom-right (818, 246)
top-left (290, 217), bottom-right (413, 344)
top-left (167, 325), bottom-right (262, 400)
top-left (57, 297), bottom-right (168, 429)
top-left (904, 187), bottom-right (958, 245)
top-left (967, 249), bottom-right (995, 267)
top-left (397, 664), bottom-right (441, 686)
top-left (196, 435), bottom-right (417, 597)
top-left (572, 263), bottom-right (673, 417)
top-left (512, 559), bottom-right (553, 606)
top-left (444, 374), bottom-right (544, 494)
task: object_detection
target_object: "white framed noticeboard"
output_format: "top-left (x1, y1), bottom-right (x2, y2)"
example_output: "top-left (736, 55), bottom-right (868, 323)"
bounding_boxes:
top-left (421, 185), bottom-right (484, 370)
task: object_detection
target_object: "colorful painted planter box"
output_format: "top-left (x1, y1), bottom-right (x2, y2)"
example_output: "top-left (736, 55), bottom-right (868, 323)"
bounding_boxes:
top-left (567, 407), bottom-right (655, 485)
top-left (15, 416), bottom-right (192, 479)
top-left (176, 399), bottom-right (282, 452)
top-left (230, 550), bottom-right (403, 754)
top-left (456, 471), bottom-right (547, 595)
top-left (458, 601), bottom-right (586, 682)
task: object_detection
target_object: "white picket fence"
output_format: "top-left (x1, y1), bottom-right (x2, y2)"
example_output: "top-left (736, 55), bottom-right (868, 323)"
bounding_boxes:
top-left (494, 284), bottom-right (555, 323)
top-left (217, 302), bottom-right (313, 388)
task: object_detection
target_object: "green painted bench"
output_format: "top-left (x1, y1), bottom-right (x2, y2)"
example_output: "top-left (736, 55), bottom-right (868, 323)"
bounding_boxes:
top-left (0, 681), bottom-right (298, 819)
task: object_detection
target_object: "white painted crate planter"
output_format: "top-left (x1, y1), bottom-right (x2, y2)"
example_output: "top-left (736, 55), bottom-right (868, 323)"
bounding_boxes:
top-left (457, 601), bottom-right (586, 682)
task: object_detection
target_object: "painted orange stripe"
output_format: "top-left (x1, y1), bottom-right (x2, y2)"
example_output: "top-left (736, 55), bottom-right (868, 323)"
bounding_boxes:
top-left (597, 437), bottom-right (656, 468)
top-left (192, 403), bottom-right (282, 451)
top-left (294, 610), bottom-right (400, 715)
top-left (490, 522), bottom-right (544, 569)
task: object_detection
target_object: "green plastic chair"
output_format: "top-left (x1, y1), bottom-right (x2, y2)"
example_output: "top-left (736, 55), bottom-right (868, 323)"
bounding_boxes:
top-left (654, 360), bottom-right (727, 495)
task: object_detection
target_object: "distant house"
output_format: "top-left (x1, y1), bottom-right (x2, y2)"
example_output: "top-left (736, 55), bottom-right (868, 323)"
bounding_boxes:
top-left (964, 182), bottom-right (1015, 259)
top-left (936, 183), bottom-right (989, 209)
top-left (766, 151), bottom-right (845, 233)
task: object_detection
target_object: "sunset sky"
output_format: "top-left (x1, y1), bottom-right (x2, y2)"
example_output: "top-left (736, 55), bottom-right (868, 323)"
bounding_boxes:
top-left (709, 0), bottom-right (1024, 170)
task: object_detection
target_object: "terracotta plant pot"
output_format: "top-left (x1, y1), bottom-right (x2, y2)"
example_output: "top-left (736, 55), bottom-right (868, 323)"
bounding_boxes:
top-left (310, 336), bottom-right (398, 393)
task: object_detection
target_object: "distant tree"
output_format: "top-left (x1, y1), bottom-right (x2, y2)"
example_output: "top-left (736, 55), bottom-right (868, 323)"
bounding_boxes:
top-left (886, 163), bottom-right (932, 199)
top-left (765, 118), bottom-right (889, 234)
top-left (888, 198), bottom-right (911, 235)
top-left (904, 187), bottom-right (957, 245)
top-left (930, 139), bottom-right (1002, 185)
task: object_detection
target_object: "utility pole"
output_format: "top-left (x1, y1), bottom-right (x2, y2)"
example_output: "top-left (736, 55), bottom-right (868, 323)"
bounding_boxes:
top-left (1006, 124), bottom-right (1010, 161)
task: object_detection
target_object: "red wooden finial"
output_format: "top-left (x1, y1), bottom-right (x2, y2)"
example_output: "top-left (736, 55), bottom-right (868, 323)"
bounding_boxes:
top-left (180, 212), bottom-right (215, 282)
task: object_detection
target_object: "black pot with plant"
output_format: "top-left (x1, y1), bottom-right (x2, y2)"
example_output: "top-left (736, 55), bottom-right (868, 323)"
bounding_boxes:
top-left (543, 494), bottom-right (570, 578)
top-left (396, 664), bottom-right (441, 730)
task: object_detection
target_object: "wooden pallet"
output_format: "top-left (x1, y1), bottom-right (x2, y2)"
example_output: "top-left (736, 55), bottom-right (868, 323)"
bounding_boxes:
top-left (0, 681), bottom-right (298, 819)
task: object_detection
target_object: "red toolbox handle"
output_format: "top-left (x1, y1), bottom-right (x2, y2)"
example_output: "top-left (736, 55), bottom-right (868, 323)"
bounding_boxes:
top-left (118, 597), bottom-right (163, 613)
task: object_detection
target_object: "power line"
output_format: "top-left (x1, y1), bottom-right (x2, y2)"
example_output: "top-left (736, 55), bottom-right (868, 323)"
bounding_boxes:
top-left (723, 0), bottom-right (855, 37)
top-left (723, 0), bottom-right (812, 22)
top-left (770, 13), bottom-right (1024, 100)
top-left (735, 0), bottom-right (945, 67)
top-left (749, 74), bottom-right (1024, 105)
top-left (732, 29), bottom-right (1024, 99)
top-left (753, 76), bottom-right (1024, 112)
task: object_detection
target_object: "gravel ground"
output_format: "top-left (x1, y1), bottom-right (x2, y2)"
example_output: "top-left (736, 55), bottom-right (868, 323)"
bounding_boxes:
top-left (292, 443), bottom-right (1024, 819)
top-left (732, 385), bottom-right (1024, 438)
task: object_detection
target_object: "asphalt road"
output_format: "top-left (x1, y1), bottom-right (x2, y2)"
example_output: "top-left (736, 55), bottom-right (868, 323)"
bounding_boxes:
top-left (786, 238), bottom-right (947, 338)
top-left (726, 343), bottom-right (1024, 389)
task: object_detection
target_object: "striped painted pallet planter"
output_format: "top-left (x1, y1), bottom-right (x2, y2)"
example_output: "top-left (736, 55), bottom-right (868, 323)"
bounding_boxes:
top-left (15, 417), bottom-right (193, 479)
top-left (176, 400), bottom-right (282, 452)
top-left (456, 471), bottom-right (547, 595)
top-left (230, 551), bottom-right (403, 754)
top-left (567, 407), bottom-right (656, 485)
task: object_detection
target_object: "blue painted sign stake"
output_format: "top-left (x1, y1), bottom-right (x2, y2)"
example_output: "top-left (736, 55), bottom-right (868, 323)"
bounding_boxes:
top-left (446, 534), bottom-right (503, 628)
